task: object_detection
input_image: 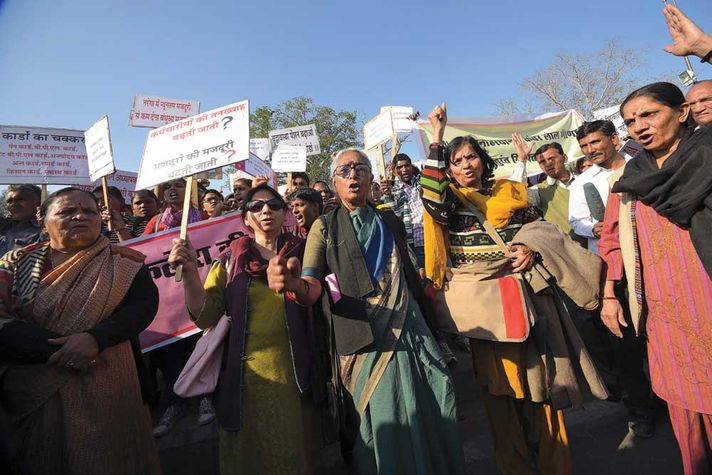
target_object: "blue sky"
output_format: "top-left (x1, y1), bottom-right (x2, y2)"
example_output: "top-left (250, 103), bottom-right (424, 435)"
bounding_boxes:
top-left (1, 0), bottom-right (710, 177)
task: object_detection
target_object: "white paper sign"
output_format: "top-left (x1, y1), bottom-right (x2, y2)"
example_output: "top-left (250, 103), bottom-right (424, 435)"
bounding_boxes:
top-left (268, 124), bottom-right (320, 156)
top-left (271, 145), bottom-right (307, 172)
top-left (84, 116), bottom-right (115, 182)
top-left (593, 104), bottom-right (628, 139)
top-left (136, 100), bottom-right (250, 190)
top-left (363, 110), bottom-right (394, 149)
top-left (232, 154), bottom-right (278, 188)
top-left (129, 95), bottom-right (200, 128)
top-left (381, 106), bottom-right (416, 132)
top-left (249, 138), bottom-right (270, 161)
top-left (0, 126), bottom-right (89, 184)
top-left (75, 170), bottom-right (138, 203)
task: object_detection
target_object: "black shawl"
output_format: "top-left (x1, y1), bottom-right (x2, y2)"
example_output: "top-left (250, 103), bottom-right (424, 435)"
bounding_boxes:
top-left (612, 125), bottom-right (712, 278)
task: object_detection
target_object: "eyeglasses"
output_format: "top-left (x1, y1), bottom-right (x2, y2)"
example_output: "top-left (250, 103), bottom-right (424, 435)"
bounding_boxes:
top-left (245, 198), bottom-right (286, 213)
top-left (333, 163), bottom-right (371, 178)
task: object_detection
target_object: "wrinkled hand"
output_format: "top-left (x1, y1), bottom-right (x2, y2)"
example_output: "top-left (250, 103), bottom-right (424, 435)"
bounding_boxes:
top-left (512, 132), bottom-right (534, 162)
top-left (592, 222), bottom-right (603, 239)
top-left (600, 298), bottom-right (627, 338)
top-left (323, 197), bottom-right (338, 213)
top-left (100, 206), bottom-right (124, 229)
top-left (47, 332), bottom-right (99, 368)
top-left (506, 244), bottom-right (535, 273)
top-left (663, 4), bottom-right (711, 58)
top-left (428, 103), bottom-right (448, 143)
top-left (168, 237), bottom-right (198, 272)
top-left (267, 255), bottom-right (302, 294)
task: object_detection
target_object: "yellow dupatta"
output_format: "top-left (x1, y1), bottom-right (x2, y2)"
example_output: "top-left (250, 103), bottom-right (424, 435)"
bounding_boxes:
top-left (424, 180), bottom-right (528, 288)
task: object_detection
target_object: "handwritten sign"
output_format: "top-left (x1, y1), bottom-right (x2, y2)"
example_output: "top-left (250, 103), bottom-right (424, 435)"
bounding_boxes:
top-left (75, 170), bottom-right (138, 203)
top-left (249, 138), bottom-right (270, 161)
top-left (136, 100), bottom-right (250, 190)
top-left (268, 124), bottom-right (320, 156)
top-left (233, 153), bottom-right (278, 188)
top-left (271, 145), bottom-right (307, 173)
top-left (0, 126), bottom-right (89, 185)
top-left (381, 105), bottom-right (416, 132)
top-left (363, 110), bottom-right (394, 149)
top-left (84, 116), bottom-right (115, 182)
top-left (129, 94), bottom-right (200, 128)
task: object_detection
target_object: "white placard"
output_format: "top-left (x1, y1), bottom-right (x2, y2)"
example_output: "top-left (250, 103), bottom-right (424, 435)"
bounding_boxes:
top-left (381, 106), bottom-right (416, 132)
top-left (249, 138), bottom-right (270, 161)
top-left (231, 154), bottom-right (278, 189)
top-left (271, 145), bottom-right (307, 172)
top-left (365, 148), bottom-right (382, 182)
top-left (129, 95), bottom-right (200, 128)
top-left (0, 126), bottom-right (89, 184)
top-left (363, 110), bottom-right (394, 149)
top-left (75, 170), bottom-right (138, 203)
top-left (136, 100), bottom-right (250, 190)
top-left (84, 116), bottom-right (115, 182)
top-left (268, 124), bottom-right (320, 156)
top-left (592, 104), bottom-right (628, 139)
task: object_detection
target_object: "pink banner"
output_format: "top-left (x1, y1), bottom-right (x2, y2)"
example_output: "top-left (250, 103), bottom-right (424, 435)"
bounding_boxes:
top-left (123, 210), bottom-right (301, 352)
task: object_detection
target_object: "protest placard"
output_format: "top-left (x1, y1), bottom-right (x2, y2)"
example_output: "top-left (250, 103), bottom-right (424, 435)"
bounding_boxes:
top-left (593, 104), bottom-right (628, 139)
top-left (363, 109), bottom-right (394, 149)
top-left (84, 116), bottom-right (115, 182)
top-left (136, 100), bottom-right (250, 190)
top-left (128, 94), bottom-right (200, 128)
top-left (268, 124), bottom-right (320, 156)
top-left (381, 106), bottom-right (417, 132)
top-left (417, 110), bottom-right (585, 178)
top-left (271, 145), bottom-right (307, 173)
top-left (75, 170), bottom-right (138, 203)
top-left (249, 138), bottom-right (270, 161)
top-left (234, 153), bottom-right (278, 186)
top-left (121, 211), bottom-right (301, 351)
top-left (0, 126), bottom-right (90, 184)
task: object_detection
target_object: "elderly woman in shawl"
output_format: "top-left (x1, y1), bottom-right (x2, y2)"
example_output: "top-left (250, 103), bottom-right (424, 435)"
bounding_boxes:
top-left (0, 187), bottom-right (160, 474)
top-left (420, 104), bottom-right (608, 475)
top-left (267, 148), bottom-right (465, 474)
top-left (599, 82), bottom-right (712, 474)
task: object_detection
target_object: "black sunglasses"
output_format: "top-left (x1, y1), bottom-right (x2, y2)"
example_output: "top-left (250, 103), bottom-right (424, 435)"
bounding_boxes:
top-left (245, 198), bottom-right (286, 213)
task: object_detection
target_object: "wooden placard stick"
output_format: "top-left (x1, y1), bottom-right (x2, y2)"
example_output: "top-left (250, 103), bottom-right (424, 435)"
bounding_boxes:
top-left (287, 172), bottom-right (292, 195)
top-left (40, 184), bottom-right (47, 203)
top-left (174, 176), bottom-right (195, 282)
top-left (101, 176), bottom-right (114, 232)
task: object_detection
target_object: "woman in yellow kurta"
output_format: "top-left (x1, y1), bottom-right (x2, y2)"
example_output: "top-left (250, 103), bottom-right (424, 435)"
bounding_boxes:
top-left (168, 184), bottom-right (320, 475)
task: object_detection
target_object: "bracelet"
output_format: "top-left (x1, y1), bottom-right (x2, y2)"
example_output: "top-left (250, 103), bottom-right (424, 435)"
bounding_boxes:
top-left (601, 296), bottom-right (618, 300)
top-left (702, 49), bottom-right (712, 64)
top-left (285, 291), bottom-right (298, 302)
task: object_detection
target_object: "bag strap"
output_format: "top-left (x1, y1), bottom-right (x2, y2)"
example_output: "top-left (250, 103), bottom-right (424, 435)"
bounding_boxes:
top-left (452, 190), bottom-right (509, 254)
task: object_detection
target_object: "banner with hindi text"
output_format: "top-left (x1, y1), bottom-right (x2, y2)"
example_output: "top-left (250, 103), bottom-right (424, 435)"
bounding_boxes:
top-left (416, 110), bottom-right (585, 178)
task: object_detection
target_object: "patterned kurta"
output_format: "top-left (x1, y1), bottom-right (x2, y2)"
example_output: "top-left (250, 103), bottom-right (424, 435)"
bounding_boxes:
top-left (600, 192), bottom-right (712, 414)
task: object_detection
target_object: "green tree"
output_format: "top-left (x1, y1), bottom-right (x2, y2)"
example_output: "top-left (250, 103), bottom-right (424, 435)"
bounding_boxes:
top-left (250, 96), bottom-right (361, 182)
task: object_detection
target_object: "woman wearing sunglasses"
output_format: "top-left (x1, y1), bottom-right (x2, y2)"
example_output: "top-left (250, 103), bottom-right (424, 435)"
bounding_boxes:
top-left (267, 149), bottom-right (464, 474)
top-left (168, 184), bottom-right (320, 474)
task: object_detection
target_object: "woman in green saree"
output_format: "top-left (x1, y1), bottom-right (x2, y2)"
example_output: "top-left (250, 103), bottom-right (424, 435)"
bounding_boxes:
top-left (267, 148), bottom-right (464, 474)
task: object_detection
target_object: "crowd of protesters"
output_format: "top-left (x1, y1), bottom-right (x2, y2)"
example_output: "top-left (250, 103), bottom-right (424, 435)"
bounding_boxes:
top-left (0, 4), bottom-right (711, 474)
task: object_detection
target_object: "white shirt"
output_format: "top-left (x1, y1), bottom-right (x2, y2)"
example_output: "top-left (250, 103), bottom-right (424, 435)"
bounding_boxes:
top-left (509, 161), bottom-right (576, 208)
top-left (567, 162), bottom-right (627, 254)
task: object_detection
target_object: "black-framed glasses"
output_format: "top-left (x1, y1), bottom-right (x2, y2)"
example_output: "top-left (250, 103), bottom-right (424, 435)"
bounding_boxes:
top-left (245, 198), bottom-right (286, 213)
top-left (333, 163), bottom-right (370, 178)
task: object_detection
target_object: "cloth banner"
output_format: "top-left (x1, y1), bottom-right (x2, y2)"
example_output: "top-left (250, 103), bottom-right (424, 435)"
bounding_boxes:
top-left (123, 211), bottom-right (300, 352)
top-left (417, 110), bottom-right (585, 178)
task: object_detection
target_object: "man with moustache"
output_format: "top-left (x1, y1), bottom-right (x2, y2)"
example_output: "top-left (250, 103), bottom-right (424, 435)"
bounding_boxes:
top-left (0, 184), bottom-right (42, 256)
top-left (569, 120), bottom-right (657, 439)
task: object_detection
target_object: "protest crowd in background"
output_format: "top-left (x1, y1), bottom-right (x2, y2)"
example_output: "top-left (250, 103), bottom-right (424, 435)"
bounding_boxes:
top-left (1, 4), bottom-right (712, 475)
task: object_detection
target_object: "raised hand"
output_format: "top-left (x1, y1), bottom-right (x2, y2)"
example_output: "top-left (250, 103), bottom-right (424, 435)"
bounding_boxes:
top-left (428, 103), bottom-right (448, 144)
top-left (663, 4), bottom-right (712, 59)
top-left (512, 133), bottom-right (534, 162)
